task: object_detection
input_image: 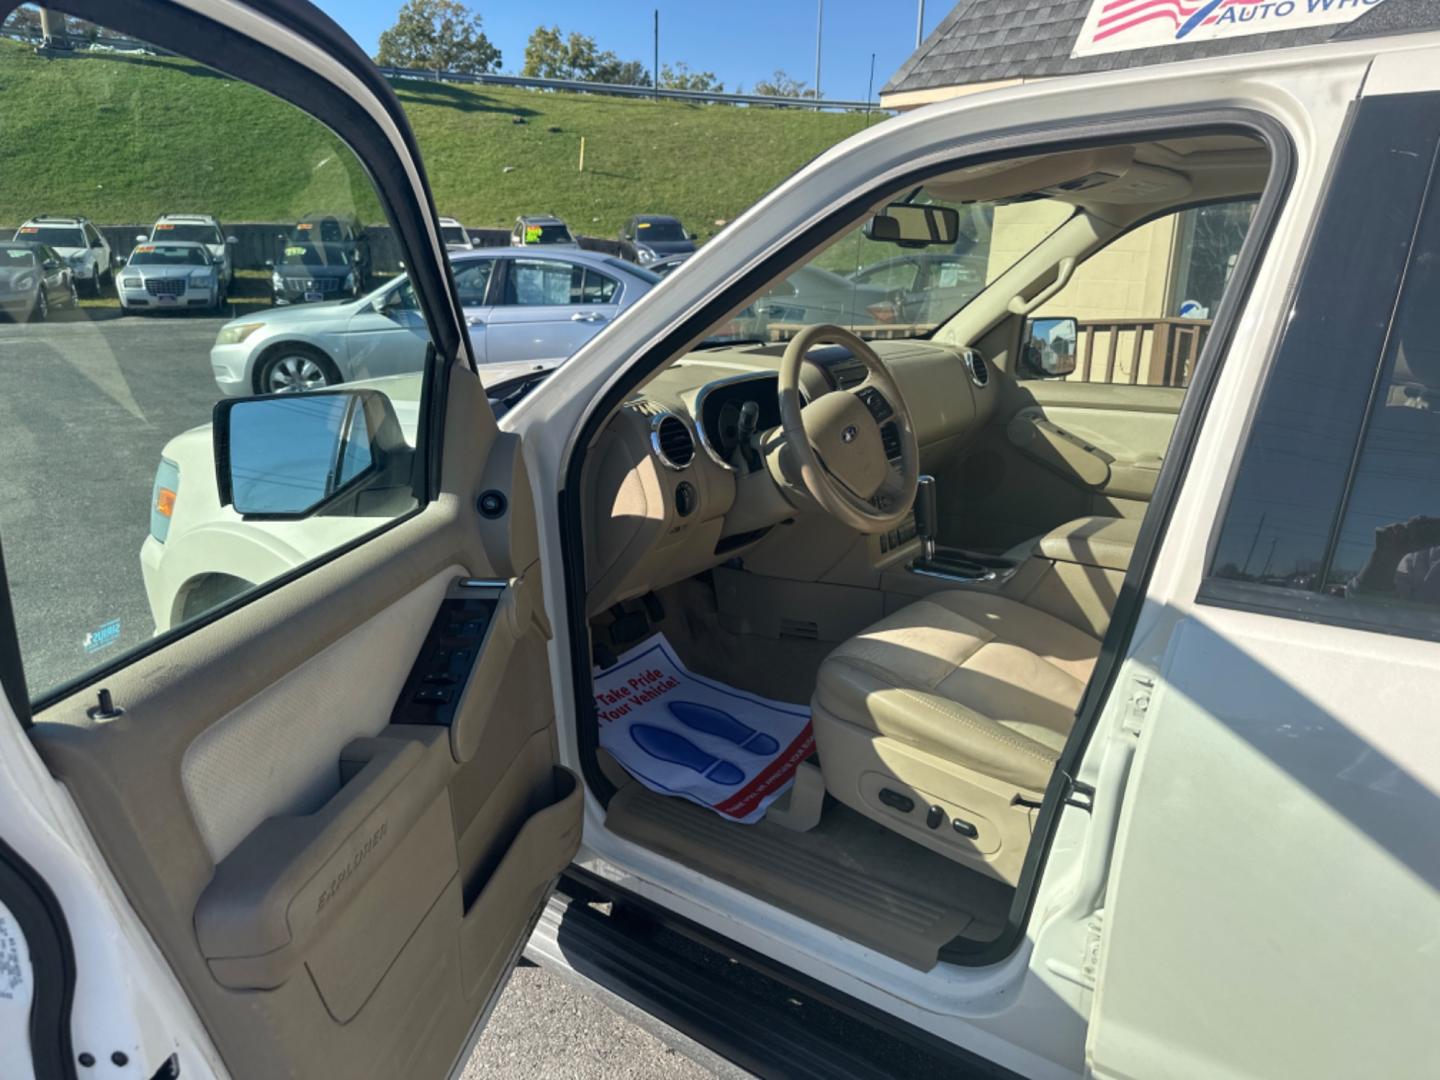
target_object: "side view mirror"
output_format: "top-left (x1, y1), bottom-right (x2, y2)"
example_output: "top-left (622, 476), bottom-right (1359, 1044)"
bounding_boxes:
top-left (214, 389), bottom-right (408, 519)
top-left (42, 258), bottom-right (59, 271)
top-left (135, 233), bottom-right (148, 243)
top-left (1022, 316), bottom-right (1079, 379)
top-left (864, 204), bottom-right (960, 249)
top-left (226, 235), bottom-right (238, 244)
top-left (91, 237), bottom-right (105, 248)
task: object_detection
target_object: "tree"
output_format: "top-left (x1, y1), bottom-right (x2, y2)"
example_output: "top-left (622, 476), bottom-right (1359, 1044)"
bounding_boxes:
top-left (523, 25), bottom-right (650, 86)
top-left (659, 62), bottom-right (723, 93)
top-left (376, 0), bottom-right (501, 75)
top-left (593, 55), bottom-right (650, 87)
top-left (753, 69), bottom-right (814, 98)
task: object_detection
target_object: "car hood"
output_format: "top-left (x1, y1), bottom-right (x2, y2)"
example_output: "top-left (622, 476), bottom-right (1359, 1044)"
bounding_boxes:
top-left (163, 357), bottom-right (561, 461)
top-left (129, 264), bottom-right (211, 277)
top-left (636, 239), bottom-right (696, 256)
top-left (224, 297), bottom-right (365, 334)
top-left (49, 246), bottom-right (88, 259)
top-left (275, 263), bottom-right (353, 279)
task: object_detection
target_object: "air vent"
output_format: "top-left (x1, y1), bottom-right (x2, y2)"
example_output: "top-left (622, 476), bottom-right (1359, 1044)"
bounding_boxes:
top-left (779, 618), bottom-right (819, 640)
top-left (651, 414), bottom-right (695, 470)
top-left (963, 350), bottom-right (989, 388)
top-left (880, 421), bottom-right (902, 462)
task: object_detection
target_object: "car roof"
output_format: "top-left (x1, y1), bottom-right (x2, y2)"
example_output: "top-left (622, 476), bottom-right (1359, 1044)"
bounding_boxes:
top-left (438, 217), bottom-right (465, 227)
top-left (20, 216), bottom-right (89, 226)
top-left (451, 248), bottom-right (638, 273)
top-left (156, 214), bottom-right (219, 223)
top-left (631, 213), bottom-right (681, 224)
top-left (517, 214), bottom-right (567, 225)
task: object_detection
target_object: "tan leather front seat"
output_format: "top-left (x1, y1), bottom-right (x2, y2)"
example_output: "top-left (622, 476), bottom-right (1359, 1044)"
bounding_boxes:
top-left (811, 591), bottom-right (1100, 883)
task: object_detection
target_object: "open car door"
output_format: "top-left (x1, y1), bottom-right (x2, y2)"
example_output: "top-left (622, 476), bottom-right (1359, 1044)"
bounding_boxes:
top-left (0, 2), bottom-right (579, 1077)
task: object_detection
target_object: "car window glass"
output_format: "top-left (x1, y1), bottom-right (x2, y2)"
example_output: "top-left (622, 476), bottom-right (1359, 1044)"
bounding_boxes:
top-left (0, 19), bottom-right (434, 703)
top-left (581, 269), bottom-right (619, 305)
top-left (856, 260), bottom-right (918, 290)
top-left (453, 260), bottom-right (493, 305)
top-left (505, 259), bottom-right (573, 305)
top-left (1015, 199), bottom-right (1257, 386)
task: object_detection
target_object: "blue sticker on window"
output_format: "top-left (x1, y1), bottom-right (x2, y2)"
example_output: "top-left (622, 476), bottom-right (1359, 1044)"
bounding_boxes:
top-left (83, 619), bottom-right (121, 654)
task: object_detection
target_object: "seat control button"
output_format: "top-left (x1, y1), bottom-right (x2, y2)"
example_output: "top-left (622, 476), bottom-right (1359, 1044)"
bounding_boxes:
top-left (952, 817), bottom-right (979, 839)
top-left (926, 804), bottom-right (945, 830)
top-left (878, 788), bottom-right (914, 814)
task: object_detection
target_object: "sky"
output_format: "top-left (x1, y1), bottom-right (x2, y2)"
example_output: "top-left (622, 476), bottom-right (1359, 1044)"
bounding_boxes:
top-left (312, 0), bottom-right (948, 103)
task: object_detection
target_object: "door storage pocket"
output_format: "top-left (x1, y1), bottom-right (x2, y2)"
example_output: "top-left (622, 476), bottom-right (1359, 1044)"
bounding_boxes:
top-left (459, 767), bottom-right (582, 999)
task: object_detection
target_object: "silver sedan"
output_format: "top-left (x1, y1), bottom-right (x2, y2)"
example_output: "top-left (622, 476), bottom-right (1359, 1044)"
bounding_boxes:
top-left (210, 247), bottom-right (658, 395)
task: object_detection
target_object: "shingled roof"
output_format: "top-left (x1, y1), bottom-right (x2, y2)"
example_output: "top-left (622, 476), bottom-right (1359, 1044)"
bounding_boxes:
top-left (883, 0), bottom-right (1438, 99)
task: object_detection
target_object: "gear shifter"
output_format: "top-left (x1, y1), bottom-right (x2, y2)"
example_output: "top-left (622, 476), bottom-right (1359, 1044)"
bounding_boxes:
top-left (915, 474), bottom-right (938, 562)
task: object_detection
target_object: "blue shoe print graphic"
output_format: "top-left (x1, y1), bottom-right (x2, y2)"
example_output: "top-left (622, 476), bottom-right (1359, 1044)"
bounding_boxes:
top-left (667, 701), bottom-right (780, 756)
top-left (629, 724), bottom-right (745, 785)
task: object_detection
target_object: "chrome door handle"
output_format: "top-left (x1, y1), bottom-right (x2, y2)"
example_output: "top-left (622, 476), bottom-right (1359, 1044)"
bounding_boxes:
top-left (466, 316), bottom-right (484, 327)
top-left (571, 311), bottom-right (606, 322)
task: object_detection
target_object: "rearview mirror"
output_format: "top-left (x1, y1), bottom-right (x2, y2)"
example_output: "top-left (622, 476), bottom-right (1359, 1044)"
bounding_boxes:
top-left (214, 389), bottom-right (408, 519)
top-left (1022, 316), bottom-right (1079, 379)
top-left (864, 204), bottom-right (961, 249)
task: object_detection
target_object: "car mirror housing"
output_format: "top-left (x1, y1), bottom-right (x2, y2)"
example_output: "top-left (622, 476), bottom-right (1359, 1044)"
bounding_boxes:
top-left (213, 389), bottom-right (410, 520)
top-left (1022, 316), bottom-right (1079, 379)
top-left (864, 204), bottom-right (961, 249)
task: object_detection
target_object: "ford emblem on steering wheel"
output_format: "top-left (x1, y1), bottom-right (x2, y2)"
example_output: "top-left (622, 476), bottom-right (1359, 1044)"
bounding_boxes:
top-left (842, 425), bottom-right (858, 443)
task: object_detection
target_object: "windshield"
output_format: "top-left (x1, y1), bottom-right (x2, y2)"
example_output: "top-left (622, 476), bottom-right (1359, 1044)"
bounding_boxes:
top-left (708, 185), bottom-right (1072, 345)
top-left (637, 221), bottom-right (686, 242)
top-left (277, 243), bottom-right (351, 268)
top-left (523, 223), bottom-right (573, 244)
top-left (288, 220), bottom-right (351, 245)
top-left (154, 222), bottom-right (221, 244)
top-left (441, 226), bottom-right (468, 246)
top-left (0, 245), bottom-right (37, 267)
top-left (16, 226), bottom-right (83, 248)
top-left (129, 244), bottom-right (209, 267)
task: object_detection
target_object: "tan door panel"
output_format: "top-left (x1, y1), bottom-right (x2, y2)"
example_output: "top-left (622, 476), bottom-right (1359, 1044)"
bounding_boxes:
top-left (30, 370), bottom-right (580, 1079)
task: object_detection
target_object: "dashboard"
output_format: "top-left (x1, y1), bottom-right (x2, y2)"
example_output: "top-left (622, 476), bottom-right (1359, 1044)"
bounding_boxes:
top-left (582, 337), bottom-right (997, 614)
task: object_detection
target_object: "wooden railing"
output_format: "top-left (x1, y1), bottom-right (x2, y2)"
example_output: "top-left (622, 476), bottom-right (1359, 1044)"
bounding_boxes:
top-left (1070, 317), bottom-right (1211, 388)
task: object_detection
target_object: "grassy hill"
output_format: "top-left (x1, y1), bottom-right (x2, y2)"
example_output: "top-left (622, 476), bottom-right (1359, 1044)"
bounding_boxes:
top-left (0, 40), bottom-right (873, 239)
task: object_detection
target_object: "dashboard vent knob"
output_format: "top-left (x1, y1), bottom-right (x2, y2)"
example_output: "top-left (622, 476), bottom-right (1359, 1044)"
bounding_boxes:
top-left (964, 350), bottom-right (989, 388)
top-left (652, 414), bottom-right (695, 470)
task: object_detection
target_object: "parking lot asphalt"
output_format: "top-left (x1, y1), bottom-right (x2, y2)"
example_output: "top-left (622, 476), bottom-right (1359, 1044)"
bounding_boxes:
top-left (0, 309), bottom-right (720, 1077)
top-left (0, 311), bottom-right (226, 698)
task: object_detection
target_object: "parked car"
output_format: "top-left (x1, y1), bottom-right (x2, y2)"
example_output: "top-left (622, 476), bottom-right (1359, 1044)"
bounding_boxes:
top-left (648, 252), bottom-right (690, 278)
top-left (117, 240), bottom-right (223, 313)
top-left (619, 213), bottom-right (697, 265)
top-left (12, 6), bottom-right (1440, 1080)
top-left (848, 252), bottom-right (988, 326)
top-left (751, 264), bottom-right (899, 329)
top-left (511, 213), bottom-right (578, 249)
top-left (211, 247), bottom-right (656, 395)
top-left (140, 214), bottom-right (238, 290)
top-left (438, 216), bottom-right (474, 252)
top-left (0, 240), bottom-right (77, 321)
top-left (12, 214), bottom-right (112, 296)
top-left (269, 212), bottom-right (370, 303)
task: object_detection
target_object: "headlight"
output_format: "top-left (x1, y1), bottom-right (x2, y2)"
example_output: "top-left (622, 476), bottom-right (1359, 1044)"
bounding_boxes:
top-left (122, 277), bottom-right (142, 288)
top-left (215, 321), bottom-right (264, 346)
top-left (67, 252), bottom-right (87, 266)
top-left (149, 458), bottom-right (180, 543)
top-left (344, 272), bottom-right (356, 290)
top-left (271, 271), bottom-right (283, 289)
top-left (190, 269), bottom-right (213, 283)
top-left (14, 274), bottom-right (34, 290)
top-left (636, 248), bottom-right (655, 263)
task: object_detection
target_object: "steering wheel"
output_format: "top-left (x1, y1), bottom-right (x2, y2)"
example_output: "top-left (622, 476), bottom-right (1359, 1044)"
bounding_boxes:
top-left (777, 324), bottom-right (920, 534)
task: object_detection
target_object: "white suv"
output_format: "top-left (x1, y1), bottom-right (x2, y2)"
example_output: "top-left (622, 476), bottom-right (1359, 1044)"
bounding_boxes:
top-left (140, 213), bottom-right (237, 289)
top-left (13, 215), bottom-right (112, 295)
